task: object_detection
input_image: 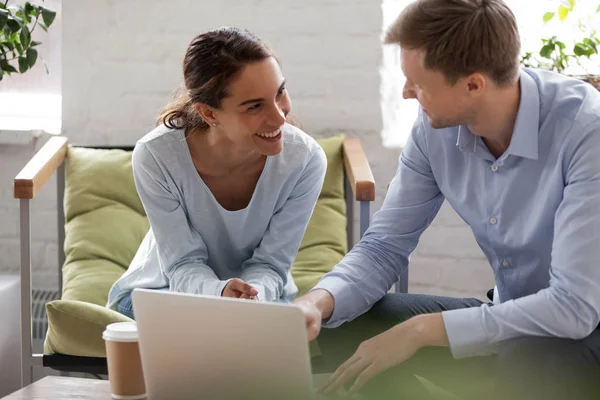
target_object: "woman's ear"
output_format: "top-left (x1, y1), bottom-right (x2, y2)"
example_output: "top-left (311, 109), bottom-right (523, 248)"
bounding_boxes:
top-left (193, 103), bottom-right (218, 126)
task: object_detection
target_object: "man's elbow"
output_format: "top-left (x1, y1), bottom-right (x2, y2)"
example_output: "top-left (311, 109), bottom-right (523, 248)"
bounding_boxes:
top-left (565, 323), bottom-right (596, 340)
top-left (556, 309), bottom-right (599, 340)
top-left (548, 288), bottom-right (600, 340)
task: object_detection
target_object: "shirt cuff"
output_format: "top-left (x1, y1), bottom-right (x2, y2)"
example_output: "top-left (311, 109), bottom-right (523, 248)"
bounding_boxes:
top-left (312, 275), bottom-right (357, 328)
top-left (252, 284), bottom-right (266, 302)
top-left (442, 305), bottom-right (498, 359)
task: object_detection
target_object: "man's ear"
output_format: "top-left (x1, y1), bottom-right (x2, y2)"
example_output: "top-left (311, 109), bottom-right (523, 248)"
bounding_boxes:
top-left (193, 103), bottom-right (218, 126)
top-left (466, 73), bottom-right (486, 97)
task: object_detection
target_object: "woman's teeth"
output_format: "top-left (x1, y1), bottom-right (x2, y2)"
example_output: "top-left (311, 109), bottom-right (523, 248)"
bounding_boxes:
top-left (256, 127), bottom-right (282, 138)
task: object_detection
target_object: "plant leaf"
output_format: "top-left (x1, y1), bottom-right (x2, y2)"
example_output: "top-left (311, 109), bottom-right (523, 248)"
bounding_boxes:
top-left (540, 44), bottom-right (554, 58)
top-left (19, 28), bottom-right (31, 48)
top-left (26, 47), bottom-right (37, 67)
top-left (574, 43), bottom-right (588, 56)
top-left (0, 8), bottom-right (8, 29)
top-left (0, 60), bottom-right (17, 73)
top-left (40, 7), bottom-right (56, 28)
top-left (8, 12), bottom-right (23, 25)
top-left (17, 7), bottom-right (31, 24)
top-left (18, 56), bottom-right (29, 73)
top-left (543, 12), bottom-right (555, 22)
top-left (597, 4), bottom-right (600, 13)
top-left (6, 18), bottom-right (22, 33)
top-left (39, 22), bottom-right (48, 32)
top-left (30, 40), bottom-right (41, 47)
top-left (558, 5), bottom-right (570, 21)
top-left (24, 2), bottom-right (34, 16)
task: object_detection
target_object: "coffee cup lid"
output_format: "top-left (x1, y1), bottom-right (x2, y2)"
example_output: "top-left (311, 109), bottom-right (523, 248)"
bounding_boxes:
top-left (102, 322), bottom-right (139, 342)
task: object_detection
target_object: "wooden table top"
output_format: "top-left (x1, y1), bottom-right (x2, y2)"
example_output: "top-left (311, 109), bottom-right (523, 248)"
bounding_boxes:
top-left (3, 374), bottom-right (335, 399)
top-left (1, 377), bottom-right (116, 399)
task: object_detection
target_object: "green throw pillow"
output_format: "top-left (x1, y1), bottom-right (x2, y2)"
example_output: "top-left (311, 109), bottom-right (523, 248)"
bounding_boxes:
top-left (292, 135), bottom-right (347, 295)
top-left (44, 300), bottom-right (133, 356)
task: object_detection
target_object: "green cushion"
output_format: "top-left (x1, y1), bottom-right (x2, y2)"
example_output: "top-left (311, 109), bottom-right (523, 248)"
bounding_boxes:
top-left (62, 147), bottom-right (150, 306)
top-left (45, 300), bottom-right (133, 357)
top-left (45, 135), bottom-right (347, 356)
top-left (292, 135), bottom-right (347, 295)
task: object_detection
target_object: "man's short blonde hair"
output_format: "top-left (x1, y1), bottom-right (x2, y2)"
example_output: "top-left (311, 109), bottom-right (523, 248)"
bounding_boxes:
top-left (385, 0), bottom-right (521, 87)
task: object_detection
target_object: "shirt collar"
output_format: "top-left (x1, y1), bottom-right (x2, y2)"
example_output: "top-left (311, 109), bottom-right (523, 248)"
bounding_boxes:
top-left (456, 69), bottom-right (540, 160)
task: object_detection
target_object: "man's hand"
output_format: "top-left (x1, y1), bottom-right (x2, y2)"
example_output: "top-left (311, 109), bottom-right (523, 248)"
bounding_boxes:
top-left (321, 313), bottom-right (449, 395)
top-left (293, 289), bottom-right (335, 341)
top-left (294, 300), bottom-right (322, 341)
top-left (222, 278), bottom-right (258, 300)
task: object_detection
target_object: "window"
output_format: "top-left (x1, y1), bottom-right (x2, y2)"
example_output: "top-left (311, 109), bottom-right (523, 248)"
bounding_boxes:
top-left (380, 0), bottom-right (600, 148)
top-left (0, 0), bottom-right (61, 134)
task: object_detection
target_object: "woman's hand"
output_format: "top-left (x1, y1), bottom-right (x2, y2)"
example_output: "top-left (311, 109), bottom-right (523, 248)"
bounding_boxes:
top-left (222, 278), bottom-right (259, 300)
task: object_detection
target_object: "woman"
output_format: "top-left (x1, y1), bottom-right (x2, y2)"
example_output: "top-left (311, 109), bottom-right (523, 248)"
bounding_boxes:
top-left (107, 27), bottom-right (327, 319)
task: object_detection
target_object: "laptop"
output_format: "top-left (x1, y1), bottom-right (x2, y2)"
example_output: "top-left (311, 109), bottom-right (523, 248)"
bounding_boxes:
top-left (131, 288), bottom-right (321, 400)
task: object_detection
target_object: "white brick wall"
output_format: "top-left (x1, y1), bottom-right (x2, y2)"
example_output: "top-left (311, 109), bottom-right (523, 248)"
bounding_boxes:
top-left (0, 0), bottom-right (494, 299)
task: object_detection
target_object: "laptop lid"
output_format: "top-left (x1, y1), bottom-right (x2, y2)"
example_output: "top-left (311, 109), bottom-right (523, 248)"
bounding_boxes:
top-left (132, 288), bottom-right (313, 400)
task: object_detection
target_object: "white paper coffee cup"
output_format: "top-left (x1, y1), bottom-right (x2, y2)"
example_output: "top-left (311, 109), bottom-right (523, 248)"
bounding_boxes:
top-left (103, 322), bottom-right (147, 400)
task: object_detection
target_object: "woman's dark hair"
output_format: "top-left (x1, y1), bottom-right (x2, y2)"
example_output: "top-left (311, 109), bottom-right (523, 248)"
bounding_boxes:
top-left (158, 27), bottom-right (275, 131)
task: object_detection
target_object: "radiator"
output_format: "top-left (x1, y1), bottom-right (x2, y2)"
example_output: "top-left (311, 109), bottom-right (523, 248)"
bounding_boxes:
top-left (31, 288), bottom-right (61, 343)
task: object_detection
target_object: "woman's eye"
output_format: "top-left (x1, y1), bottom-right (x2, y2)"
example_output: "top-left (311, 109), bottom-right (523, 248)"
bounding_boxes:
top-left (277, 87), bottom-right (286, 97)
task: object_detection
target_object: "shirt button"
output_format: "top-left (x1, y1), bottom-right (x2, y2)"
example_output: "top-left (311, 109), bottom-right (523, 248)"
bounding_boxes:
top-left (489, 217), bottom-right (497, 225)
top-left (491, 165), bottom-right (498, 172)
top-left (502, 260), bottom-right (510, 267)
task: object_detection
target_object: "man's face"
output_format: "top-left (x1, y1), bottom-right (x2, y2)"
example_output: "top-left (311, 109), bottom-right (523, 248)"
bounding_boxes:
top-left (400, 48), bottom-right (476, 129)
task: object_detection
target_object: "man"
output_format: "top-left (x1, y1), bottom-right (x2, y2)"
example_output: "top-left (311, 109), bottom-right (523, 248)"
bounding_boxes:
top-left (295, 0), bottom-right (600, 398)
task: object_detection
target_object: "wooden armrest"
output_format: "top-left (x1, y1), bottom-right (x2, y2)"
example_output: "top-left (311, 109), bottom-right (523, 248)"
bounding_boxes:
top-left (343, 137), bottom-right (375, 201)
top-left (14, 136), bottom-right (68, 199)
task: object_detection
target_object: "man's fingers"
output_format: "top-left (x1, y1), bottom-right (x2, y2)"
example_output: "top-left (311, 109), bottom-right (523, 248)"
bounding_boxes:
top-left (322, 358), bottom-right (368, 394)
top-left (306, 320), bottom-right (320, 341)
top-left (320, 354), bottom-right (361, 393)
top-left (348, 363), bottom-right (379, 394)
top-left (295, 301), bottom-right (322, 341)
top-left (328, 353), bottom-right (360, 383)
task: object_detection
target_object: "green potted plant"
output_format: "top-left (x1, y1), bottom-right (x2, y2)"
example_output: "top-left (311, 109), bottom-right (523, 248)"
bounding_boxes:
top-left (521, 0), bottom-right (600, 90)
top-left (0, 0), bottom-right (56, 81)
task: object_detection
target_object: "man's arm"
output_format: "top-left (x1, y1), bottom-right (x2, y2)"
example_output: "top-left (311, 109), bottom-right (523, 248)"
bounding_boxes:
top-left (296, 109), bottom-right (445, 326)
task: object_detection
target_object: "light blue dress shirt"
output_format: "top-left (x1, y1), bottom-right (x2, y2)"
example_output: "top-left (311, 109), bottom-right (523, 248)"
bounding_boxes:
top-left (107, 123), bottom-right (326, 310)
top-left (314, 68), bottom-right (600, 358)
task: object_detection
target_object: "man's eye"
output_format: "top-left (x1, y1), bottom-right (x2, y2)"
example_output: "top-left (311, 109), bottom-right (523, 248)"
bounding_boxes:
top-left (247, 104), bottom-right (262, 112)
